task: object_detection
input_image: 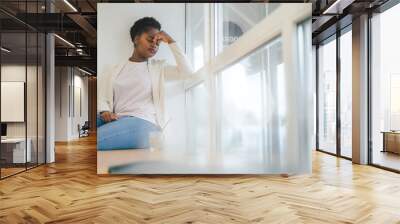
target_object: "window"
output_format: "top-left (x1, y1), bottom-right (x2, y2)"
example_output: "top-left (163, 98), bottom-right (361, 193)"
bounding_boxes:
top-left (371, 3), bottom-right (400, 171)
top-left (186, 3), bottom-right (208, 71)
top-left (318, 37), bottom-right (337, 154)
top-left (339, 28), bottom-right (352, 158)
top-left (217, 43), bottom-right (266, 165)
top-left (216, 3), bottom-right (280, 53)
top-left (186, 82), bottom-right (210, 165)
top-left (390, 74), bottom-right (400, 130)
top-left (297, 20), bottom-right (314, 168)
top-left (185, 4), bottom-right (312, 173)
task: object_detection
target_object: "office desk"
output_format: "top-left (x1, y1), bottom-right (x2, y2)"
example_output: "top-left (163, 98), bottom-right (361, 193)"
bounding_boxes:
top-left (1, 138), bottom-right (31, 164)
top-left (382, 131), bottom-right (400, 154)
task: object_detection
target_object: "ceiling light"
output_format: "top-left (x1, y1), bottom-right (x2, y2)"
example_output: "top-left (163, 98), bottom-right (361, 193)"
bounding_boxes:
top-left (63, 0), bottom-right (78, 12)
top-left (1, 47), bottom-right (11, 53)
top-left (54, 34), bottom-right (75, 48)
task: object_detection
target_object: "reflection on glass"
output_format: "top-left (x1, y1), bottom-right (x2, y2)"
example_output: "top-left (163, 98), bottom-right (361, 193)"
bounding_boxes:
top-left (318, 38), bottom-right (337, 154)
top-left (218, 55), bottom-right (264, 166)
top-left (217, 37), bottom-right (293, 172)
top-left (340, 29), bottom-right (352, 158)
top-left (371, 3), bottom-right (400, 171)
top-left (217, 3), bottom-right (280, 52)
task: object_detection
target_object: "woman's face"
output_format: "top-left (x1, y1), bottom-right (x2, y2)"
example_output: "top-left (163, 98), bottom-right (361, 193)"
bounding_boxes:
top-left (133, 27), bottom-right (160, 59)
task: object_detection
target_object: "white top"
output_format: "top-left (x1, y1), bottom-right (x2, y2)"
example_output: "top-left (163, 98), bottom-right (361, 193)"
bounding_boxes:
top-left (113, 60), bottom-right (157, 124)
top-left (98, 43), bottom-right (195, 128)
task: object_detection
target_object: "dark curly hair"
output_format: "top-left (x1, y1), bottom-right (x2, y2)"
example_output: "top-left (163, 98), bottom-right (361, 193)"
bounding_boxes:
top-left (130, 17), bottom-right (161, 42)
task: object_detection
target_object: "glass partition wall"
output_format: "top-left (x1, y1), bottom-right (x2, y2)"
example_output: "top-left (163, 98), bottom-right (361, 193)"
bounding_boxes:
top-left (0, 2), bottom-right (47, 179)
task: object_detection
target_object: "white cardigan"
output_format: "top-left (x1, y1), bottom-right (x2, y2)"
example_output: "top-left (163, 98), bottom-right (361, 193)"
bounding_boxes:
top-left (97, 42), bottom-right (194, 129)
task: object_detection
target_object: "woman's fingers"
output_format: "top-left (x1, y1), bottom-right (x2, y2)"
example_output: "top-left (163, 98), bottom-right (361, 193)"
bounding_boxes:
top-left (153, 34), bottom-right (163, 44)
top-left (156, 31), bottom-right (174, 44)
top-left (101, 111), bottom-right (112, 122)
top-left (102, 112), bottom-right (119, 123)
top-left (111, 113), bottom-right (119, 121)
top-left (103, 114), bottom-right (110, 122)
top-left (153, 31), bottom-right (168, 43)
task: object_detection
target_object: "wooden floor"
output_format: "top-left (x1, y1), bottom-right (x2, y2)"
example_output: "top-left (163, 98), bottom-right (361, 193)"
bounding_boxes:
top-left (1, 135), bottom-right (400, 223)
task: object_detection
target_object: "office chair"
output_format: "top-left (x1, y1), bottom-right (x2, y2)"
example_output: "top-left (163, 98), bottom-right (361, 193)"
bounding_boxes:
top-left (78, 121), bottom-right (90, 138)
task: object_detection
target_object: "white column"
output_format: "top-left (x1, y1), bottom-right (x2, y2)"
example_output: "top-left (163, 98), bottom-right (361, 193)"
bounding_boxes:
top-left (46, 33), bottom-right (55, 163)
top-left (45, 0), bottom-right (56, 163)
top-left (352, 14), bottom-right (369, 164)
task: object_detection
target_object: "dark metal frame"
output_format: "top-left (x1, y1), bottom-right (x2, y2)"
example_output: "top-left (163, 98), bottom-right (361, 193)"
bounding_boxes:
top-left (315, 23), bottom-right (352, 162)
top-left (0, 0), bottom-right (48, 180)
top-left (336, 23), bottom-right (341, 159)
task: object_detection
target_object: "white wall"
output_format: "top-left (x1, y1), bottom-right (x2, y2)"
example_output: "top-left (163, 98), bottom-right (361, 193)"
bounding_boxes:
top-left (1, 65), bottom-right (38, 137)
top-left (55, 67), bottom-right (89, 141)
top-left (71, 73), bottom-right (89, 138)
top-left (97, 3), bottom-right (187, 151)
top-left (55, 67), bottom-right (68, 141)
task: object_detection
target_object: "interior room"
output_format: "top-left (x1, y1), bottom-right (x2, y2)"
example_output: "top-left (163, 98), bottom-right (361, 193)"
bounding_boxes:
top-left (0, 8), bottom-right (46, 178)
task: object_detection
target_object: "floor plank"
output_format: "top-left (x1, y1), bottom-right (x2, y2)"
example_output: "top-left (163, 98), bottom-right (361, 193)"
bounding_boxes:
top-left (0, 135), bottom-right (400, 223)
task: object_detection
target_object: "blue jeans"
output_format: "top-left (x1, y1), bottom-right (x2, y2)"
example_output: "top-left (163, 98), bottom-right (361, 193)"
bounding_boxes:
top-left (97, 114), bottom-right (160, 151)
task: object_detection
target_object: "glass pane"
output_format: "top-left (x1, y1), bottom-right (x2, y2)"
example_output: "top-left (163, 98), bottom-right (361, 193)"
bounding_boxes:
top-left (371, 3), bottom-right (400, 171)
top-left (217, 38), bottom-right (281, 172)
top-left (27, 31), bottom-right (38, 168)
top-left (340, 29), bottom-right (352, 158)
top-left (216, 3), bottom-right (280, 53)
top-left (186, 82), bottom-right (210, 165)
top-left (186, 3), bottom-right (207, 71)
top-left (261, 39), bottom-right (286, 172)
top-left (318, 38), bottom-right (337, 154)
top-left (1, 31), bottom-right (27, 177)
top-left (297, 20), bottom-right (313, 171)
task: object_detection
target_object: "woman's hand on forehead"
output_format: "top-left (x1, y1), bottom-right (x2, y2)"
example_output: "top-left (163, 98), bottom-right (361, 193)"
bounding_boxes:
top-left (152, 31), bottom-right (174, 44)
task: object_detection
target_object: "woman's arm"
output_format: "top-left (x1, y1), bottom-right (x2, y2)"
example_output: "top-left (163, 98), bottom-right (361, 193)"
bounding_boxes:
top-left (153, 31), bottom-right (195, 80)
top-left (97, 66), bottom-right (113, 112)
top-left (163, 42), bottom-right (195, 80)
top-left (97, 65), bottom-right (119, 122)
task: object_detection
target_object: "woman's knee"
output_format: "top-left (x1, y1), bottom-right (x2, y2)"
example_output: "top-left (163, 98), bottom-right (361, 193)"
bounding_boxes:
top-left (97, 116), bottom-right (160, 150)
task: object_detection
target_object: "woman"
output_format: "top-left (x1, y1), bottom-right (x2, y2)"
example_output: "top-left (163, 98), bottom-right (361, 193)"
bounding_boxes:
top-left (97, 17), bottom-right (194, 150)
